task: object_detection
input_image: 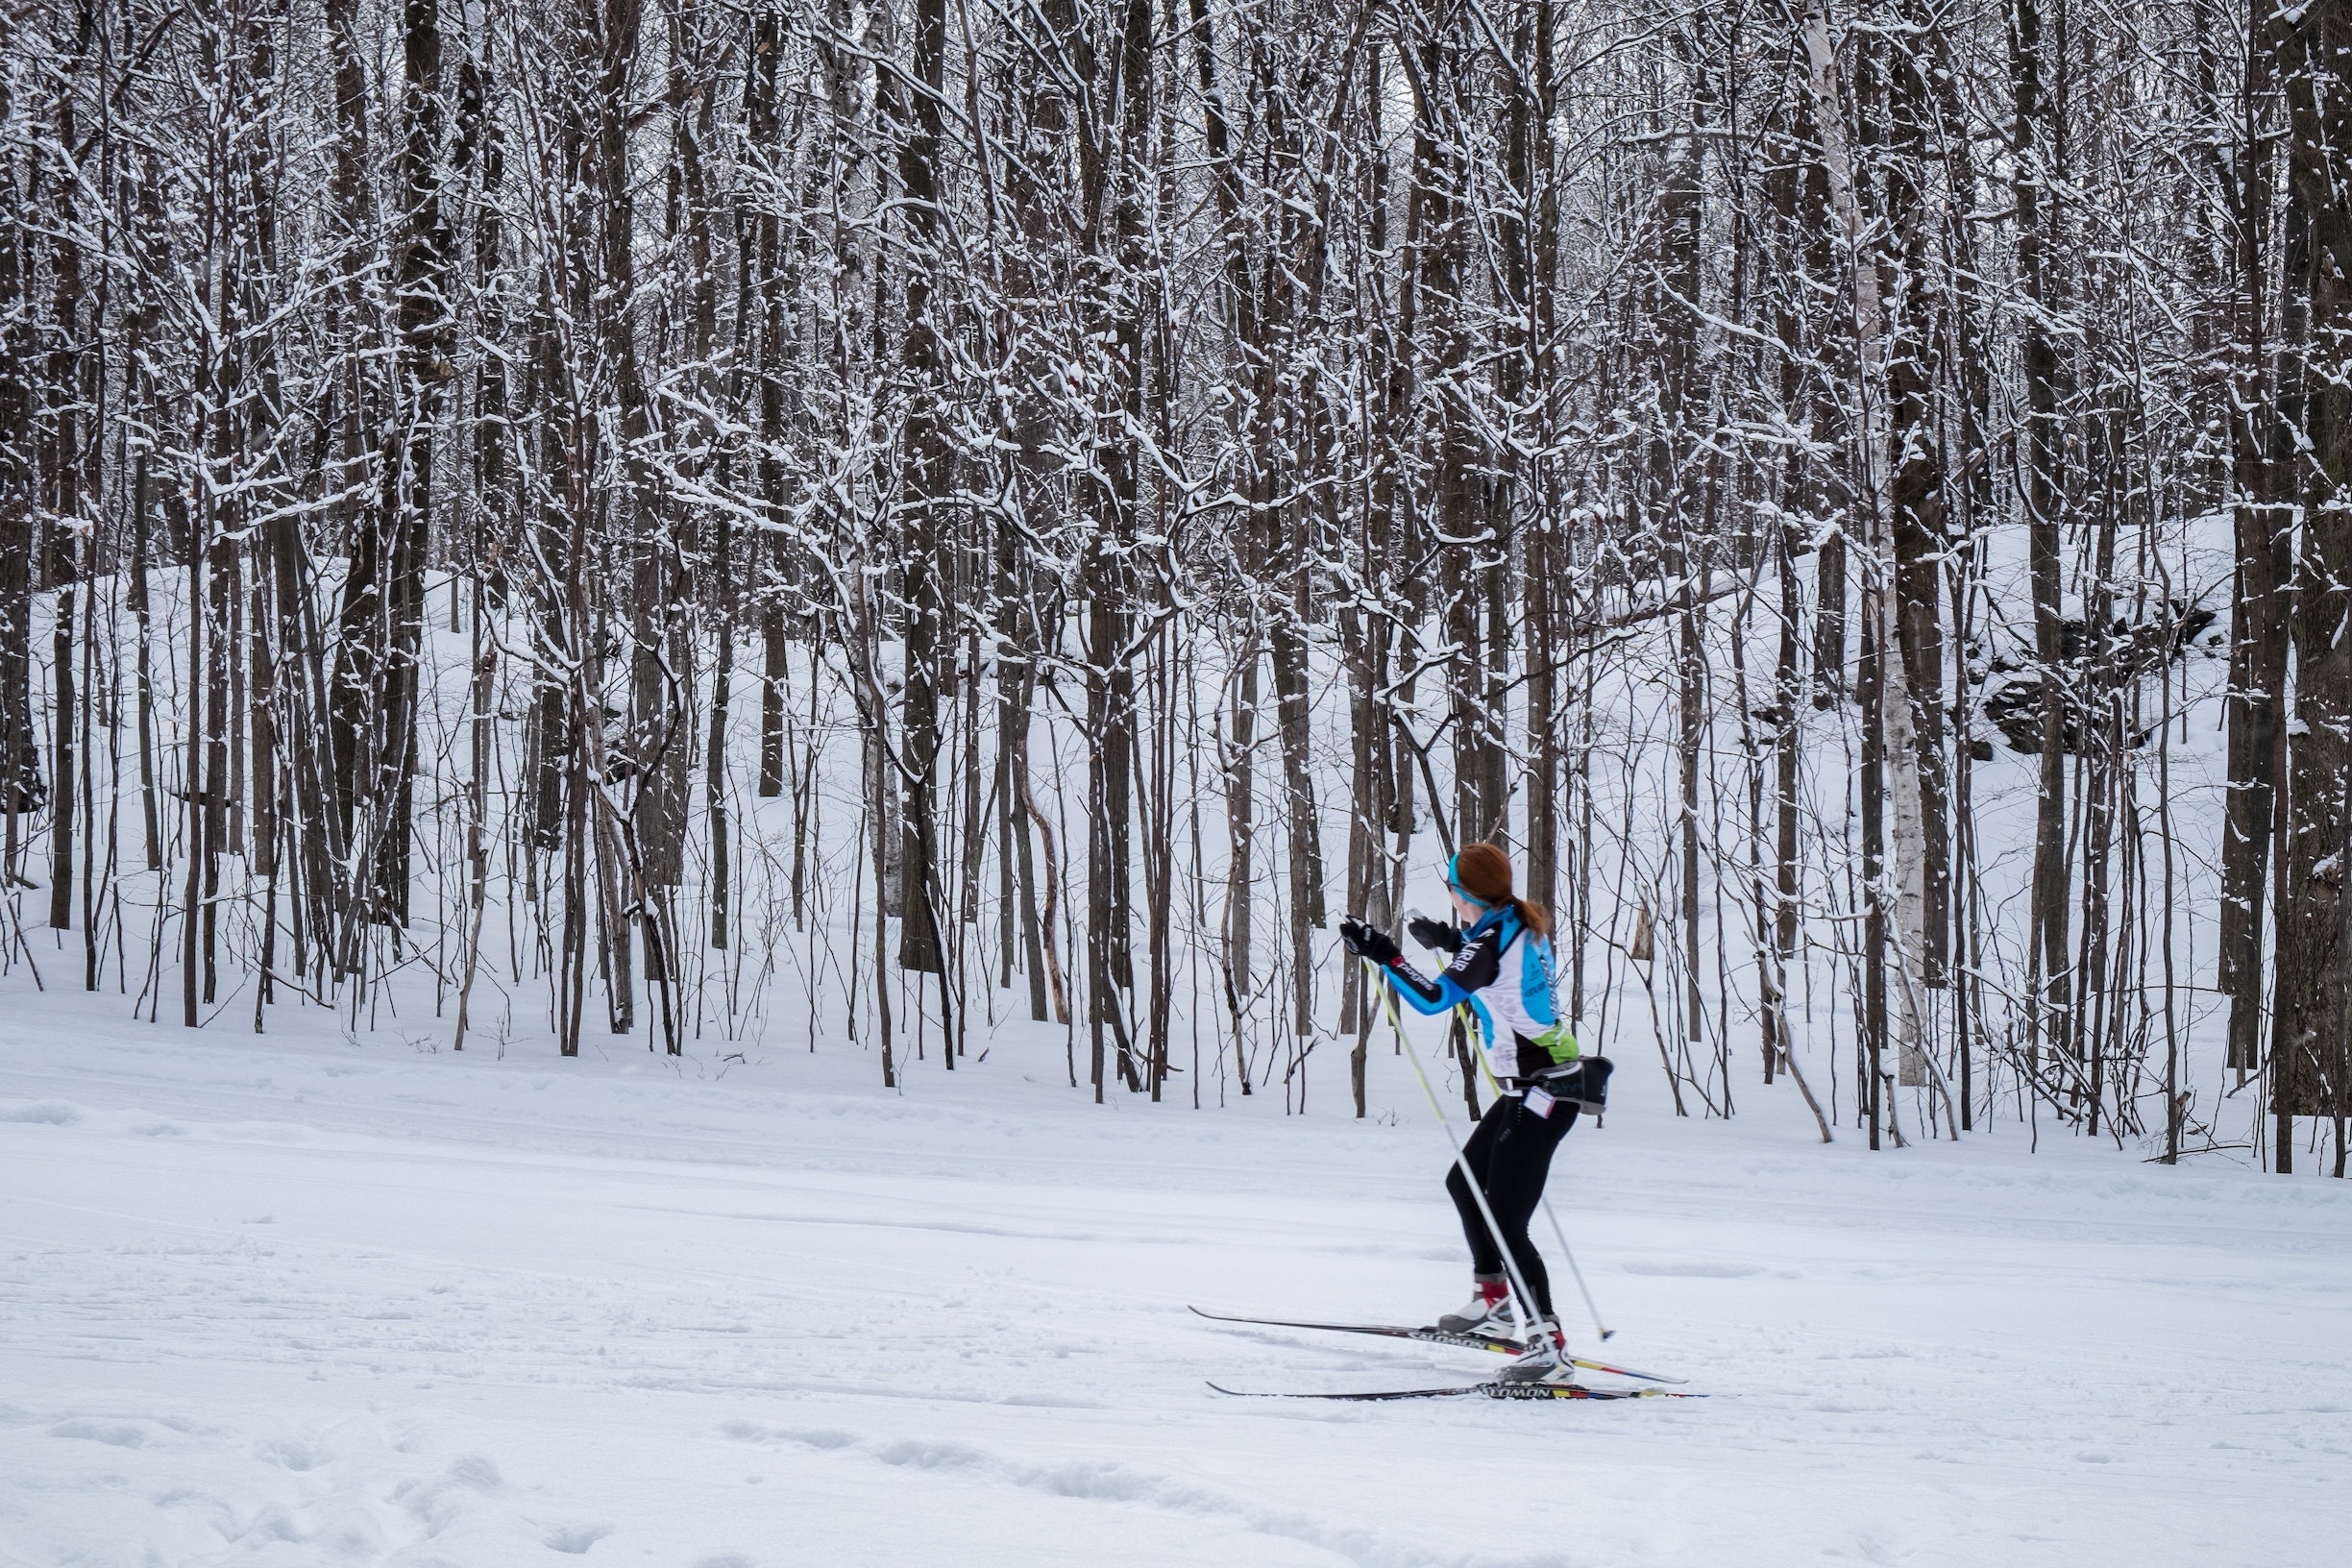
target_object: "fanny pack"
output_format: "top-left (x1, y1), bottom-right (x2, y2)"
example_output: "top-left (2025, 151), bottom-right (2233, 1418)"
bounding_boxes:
top-left (1502, 1053), bottom-right (1613, 1116)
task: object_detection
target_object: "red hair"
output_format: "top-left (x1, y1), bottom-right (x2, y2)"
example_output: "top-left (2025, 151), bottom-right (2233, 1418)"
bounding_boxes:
top-left (1451, 843), bottom-right (1550, 938)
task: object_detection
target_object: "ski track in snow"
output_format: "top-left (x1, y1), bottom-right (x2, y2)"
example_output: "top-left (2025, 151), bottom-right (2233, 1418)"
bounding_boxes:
top-left (3, 984), bottom-right (2350, 1566)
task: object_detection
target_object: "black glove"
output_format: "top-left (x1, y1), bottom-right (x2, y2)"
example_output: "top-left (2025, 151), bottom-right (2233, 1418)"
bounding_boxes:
top-left (1339, 919), bottom-right (1401, 967)
top-left (1407, 914), bottom-right (1462, 954)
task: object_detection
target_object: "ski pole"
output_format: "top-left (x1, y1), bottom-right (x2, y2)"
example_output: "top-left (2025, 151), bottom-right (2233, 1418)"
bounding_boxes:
top-left (1366, 957), bottom-right (1546, 1342)
top-left (1539, 1195), bottom-right (1612, 1341)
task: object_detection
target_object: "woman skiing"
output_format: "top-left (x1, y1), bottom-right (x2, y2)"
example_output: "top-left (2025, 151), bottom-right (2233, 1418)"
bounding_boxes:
top-left (1339, 842), bottom-right (1610, 1384)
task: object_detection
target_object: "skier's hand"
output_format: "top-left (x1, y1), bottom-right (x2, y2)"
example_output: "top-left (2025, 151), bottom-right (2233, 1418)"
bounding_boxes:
top-left (1407, 915), bottom-right (1462, 954)
top-left (1339, 919), bottom-right (1401, 967)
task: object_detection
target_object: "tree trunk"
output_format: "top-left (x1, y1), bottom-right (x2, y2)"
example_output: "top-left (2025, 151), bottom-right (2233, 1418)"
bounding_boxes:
top-left (1800, 0), bottom-right (1931, 1104)
top-left (2268, 0), bottom-right (2352, 1147)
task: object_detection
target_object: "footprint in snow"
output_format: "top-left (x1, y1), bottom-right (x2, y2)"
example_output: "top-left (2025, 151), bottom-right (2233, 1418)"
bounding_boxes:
top-left (50, 1418), bottom-right (152, 1449)
top-left (446, 1453), bottom-right (504, 1490)
top-left (254, 1434), bottom-right (326, 1472)
top-left (544, 1522), bottom-right (614, 1555)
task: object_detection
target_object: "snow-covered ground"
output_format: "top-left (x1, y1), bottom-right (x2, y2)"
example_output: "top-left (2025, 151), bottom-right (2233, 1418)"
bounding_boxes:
top-left (4, 977), bottom-right (2348, 1568)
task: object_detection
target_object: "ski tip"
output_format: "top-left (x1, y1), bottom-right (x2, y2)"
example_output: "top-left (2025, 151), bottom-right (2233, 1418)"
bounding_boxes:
top-left (1189, 1306), bottom-right (1259, 1324)
top-left (1206, 1382), bottom-right (1316, 1399)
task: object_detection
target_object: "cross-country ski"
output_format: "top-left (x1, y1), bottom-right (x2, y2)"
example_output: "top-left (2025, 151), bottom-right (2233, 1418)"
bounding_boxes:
top-left (1207, 1381), bottom-right (1703, 1404)
top-left (1186, 1306), bottom-right (1688, 1383)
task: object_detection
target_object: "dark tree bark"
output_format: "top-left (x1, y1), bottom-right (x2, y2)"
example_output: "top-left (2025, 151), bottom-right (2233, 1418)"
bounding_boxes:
top-left (0, 60), bottom-right (41, 854)
top-left (2217, 0), bottom-right (2290, 1080)
top-left (2268, 0), bottom-right (2352, 1156)
top-left (896, 0), bottom-right (950, 980)
top-left (2009, 0), bottom-right (2071, 1065)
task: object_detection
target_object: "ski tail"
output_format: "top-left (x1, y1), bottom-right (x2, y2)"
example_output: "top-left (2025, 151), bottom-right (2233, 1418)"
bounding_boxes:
top-left (1189, 1306), bottom-right (1686, 1384)
top-left (1188, 1305), bottom-right (1523, 1355)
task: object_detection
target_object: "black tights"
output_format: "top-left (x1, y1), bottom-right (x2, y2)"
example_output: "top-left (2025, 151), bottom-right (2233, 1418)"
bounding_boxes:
top-left (1445, 1093), bottom-right (1578, 1317)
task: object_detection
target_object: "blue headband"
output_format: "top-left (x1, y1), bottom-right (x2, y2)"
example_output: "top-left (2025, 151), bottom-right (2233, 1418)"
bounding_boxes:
top-left (1447, 855), bottom-right (1493, 910)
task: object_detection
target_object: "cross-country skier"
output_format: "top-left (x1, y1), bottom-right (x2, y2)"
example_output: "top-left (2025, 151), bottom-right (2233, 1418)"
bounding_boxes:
top-left (1339, 842), bottom-right (1611, 1384)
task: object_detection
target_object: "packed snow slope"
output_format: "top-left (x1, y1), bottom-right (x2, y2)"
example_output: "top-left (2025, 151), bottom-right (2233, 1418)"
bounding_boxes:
top-left (3, 979), bottom-right (2348, 1568)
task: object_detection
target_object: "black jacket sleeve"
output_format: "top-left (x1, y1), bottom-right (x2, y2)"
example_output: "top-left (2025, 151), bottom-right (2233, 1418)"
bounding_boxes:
top-left (1384, 925), bottom-right (1502, 1013)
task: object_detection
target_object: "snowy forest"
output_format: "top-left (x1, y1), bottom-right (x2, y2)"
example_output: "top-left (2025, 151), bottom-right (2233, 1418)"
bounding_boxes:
top-left (1, 0), bottom-right (2347, 1174)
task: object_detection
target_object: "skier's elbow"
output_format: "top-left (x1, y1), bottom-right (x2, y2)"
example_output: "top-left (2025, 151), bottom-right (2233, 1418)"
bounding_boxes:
top-left (1390, 982), bottom-right (1454, 1016)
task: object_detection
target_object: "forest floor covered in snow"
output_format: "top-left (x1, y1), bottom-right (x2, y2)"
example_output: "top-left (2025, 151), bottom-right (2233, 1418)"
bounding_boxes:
top-left (4, 977), bottom-right (2349, 1568)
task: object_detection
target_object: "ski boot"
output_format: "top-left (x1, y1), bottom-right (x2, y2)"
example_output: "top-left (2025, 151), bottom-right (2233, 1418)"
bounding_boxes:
top-left (1496, 1317), bottom-right (1576, 1384)
top-left (1433, 1274), bottom-right (1514, 1336)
